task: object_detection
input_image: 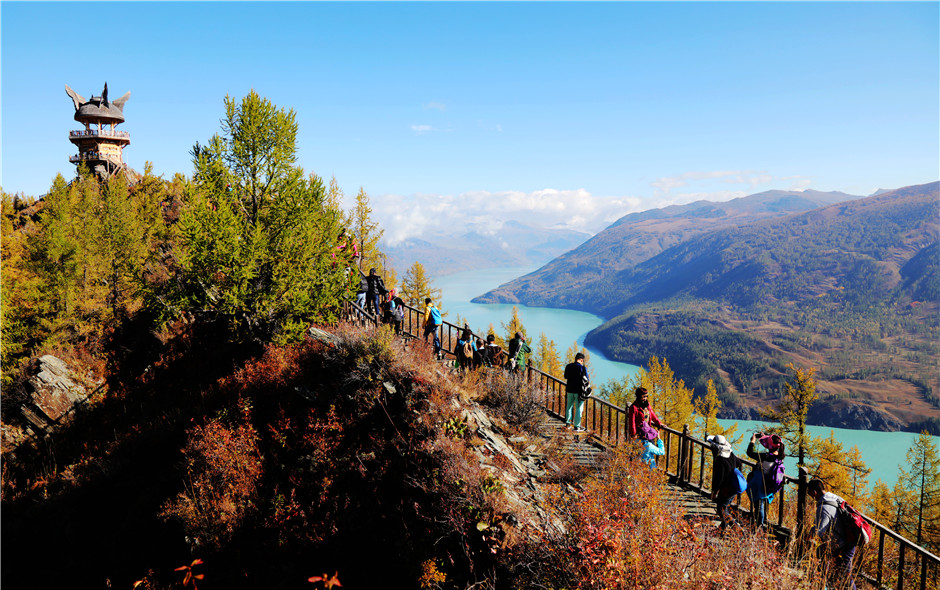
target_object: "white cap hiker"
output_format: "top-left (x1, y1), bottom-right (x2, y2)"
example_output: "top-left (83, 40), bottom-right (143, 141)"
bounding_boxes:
top-left (707, 434), bottom-right (732, 458)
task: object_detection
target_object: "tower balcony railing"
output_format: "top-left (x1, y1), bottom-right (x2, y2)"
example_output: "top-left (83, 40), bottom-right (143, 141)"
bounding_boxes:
top-left (69, 129), bottom-right (130, 140)
top-left (69, 152), bottom-right (121, 163)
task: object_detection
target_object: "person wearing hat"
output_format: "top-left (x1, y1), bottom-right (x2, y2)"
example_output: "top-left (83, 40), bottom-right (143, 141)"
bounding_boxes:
top-left (628, 387), bottom-right (665, 441)
top-left (746, 431), bottom-right (786, 529)
top-left (564, 352), bottom-right (589, 431)
top-left (707, 434), bottom-right (744, 529)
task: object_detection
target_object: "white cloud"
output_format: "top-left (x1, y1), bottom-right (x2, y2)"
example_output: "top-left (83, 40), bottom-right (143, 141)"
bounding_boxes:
top-left (424, 101), bottom-right (446, 111)
top-left (410, 124), bottom-right (434, 134)
top-left (651, 170), bottom-right (813, 200)
top-left (495, 124), bottom-right (503, 133)
top-left (374, 188), bottom-right (644, 245)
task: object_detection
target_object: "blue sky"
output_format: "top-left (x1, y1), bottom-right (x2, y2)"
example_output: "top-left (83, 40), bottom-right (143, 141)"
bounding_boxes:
top-left (2, 2), bottom-right (938, 241)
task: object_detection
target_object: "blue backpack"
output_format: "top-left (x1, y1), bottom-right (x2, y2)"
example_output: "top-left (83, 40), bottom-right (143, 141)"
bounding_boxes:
top-left (429, 306), bottom-right (442, 325)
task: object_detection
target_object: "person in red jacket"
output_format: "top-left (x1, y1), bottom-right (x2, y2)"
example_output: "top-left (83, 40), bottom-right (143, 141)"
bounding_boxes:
top-left (628, 387), bottom-right (665, 440)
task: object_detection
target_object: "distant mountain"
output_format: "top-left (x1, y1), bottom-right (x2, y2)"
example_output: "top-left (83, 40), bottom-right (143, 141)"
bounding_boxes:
top-left (473, 189), bottom-right (860, 307)
top-left (383, 221), bottom-right (589, 278)
top-left (579, 182), bottom-right (939, 431)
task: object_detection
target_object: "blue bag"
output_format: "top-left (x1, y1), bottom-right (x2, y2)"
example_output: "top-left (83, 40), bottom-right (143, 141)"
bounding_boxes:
top-left (734, 468), bottom-right (748, 494)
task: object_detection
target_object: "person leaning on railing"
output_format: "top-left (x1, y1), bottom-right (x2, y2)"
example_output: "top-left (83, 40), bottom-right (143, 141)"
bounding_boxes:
top-left (808, 478), bottom-right (858, 590)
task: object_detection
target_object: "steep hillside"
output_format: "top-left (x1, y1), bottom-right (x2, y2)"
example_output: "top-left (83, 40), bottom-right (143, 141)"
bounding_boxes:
top-left (384, 220), bottom-right (589, 277)
top-left (474, 189), bottom-right (859, 307)
top-left (584, 182), bottom-right (940, 431)
top-left (1, 325), bottom-right (575, 589)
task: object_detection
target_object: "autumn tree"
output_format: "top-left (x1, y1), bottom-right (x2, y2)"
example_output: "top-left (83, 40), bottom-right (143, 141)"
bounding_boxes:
top-left (898, 431), bottom-right (940, 549)
top-left (170, 91), bottom-right (347, 342)
top-left (400, 261), bottom-right (441, 307)
top-left (639, 356), bottom-right (694, 430)
top-left (1, 190), bottom-right (44, 385)
top-left (27, 167), bottom-right (162, 344)
top-left (870, 479), bottom-right (915, 532)
top-left (693, 379), bottom-right (737, 442)
top-left (805, 431), bottom-right (871, 507)
top-left (532, 333), bottom-right (563, 377)
top-left (502, 306), bottom-right (528, 343)
top-left (761, 364), bottom-right (818, 466)
top-left (351, 186), bottom-right (385, 274)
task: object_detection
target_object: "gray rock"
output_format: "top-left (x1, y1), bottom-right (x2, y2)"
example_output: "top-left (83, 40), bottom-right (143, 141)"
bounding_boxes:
top-left (25, 355), bottom-right (90, 425)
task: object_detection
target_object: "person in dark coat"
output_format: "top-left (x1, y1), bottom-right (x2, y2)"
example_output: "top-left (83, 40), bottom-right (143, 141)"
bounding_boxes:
top-left (707, 434), bottom-right (744, 529)
top-left (563, 352), bottom-right (588, 432)
top-left (365, 268), bottom-right (387, 316)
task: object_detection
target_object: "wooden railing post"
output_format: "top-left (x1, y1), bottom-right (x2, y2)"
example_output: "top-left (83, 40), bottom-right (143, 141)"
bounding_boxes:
top-left (796, 466), bottom-right (809, 558)
top-left (679, 424), bottom-right (690, 485)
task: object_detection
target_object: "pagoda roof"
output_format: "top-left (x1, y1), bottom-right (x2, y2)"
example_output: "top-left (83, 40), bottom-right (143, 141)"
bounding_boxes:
top-left (66, 83), bottom-right (130, 124)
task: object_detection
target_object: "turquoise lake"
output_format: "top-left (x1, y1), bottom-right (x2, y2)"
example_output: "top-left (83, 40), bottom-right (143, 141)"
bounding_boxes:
top-left (434, 265), bottom-right (935, 489)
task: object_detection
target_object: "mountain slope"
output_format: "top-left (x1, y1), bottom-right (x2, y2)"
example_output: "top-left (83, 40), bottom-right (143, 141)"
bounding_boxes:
top-left (473, 189), bottom-right (860, 307)
top-left (584, 182), bottom-right (940, 431)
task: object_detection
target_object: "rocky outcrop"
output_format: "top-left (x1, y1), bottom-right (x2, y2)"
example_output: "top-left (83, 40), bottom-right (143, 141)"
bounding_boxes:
top-left (15, 355), bottom-right (97, 437)
top-left (808, 401), bottom-right (904, 432)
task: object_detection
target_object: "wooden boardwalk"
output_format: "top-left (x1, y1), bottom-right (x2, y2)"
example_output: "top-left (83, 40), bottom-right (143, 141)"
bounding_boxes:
top-left (541, 410), bottom-right (723, 525)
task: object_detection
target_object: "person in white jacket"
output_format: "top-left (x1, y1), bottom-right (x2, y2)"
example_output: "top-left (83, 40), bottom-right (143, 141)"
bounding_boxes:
top-left (808, 479), bottom-right (857, 590)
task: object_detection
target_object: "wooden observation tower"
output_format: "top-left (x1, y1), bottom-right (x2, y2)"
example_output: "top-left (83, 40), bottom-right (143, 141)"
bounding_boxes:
top-left (65, 82), bottom-right (131, 180)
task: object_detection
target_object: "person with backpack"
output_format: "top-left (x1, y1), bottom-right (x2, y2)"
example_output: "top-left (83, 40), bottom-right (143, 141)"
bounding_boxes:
top-left (746, 432), bottom-right (786, 529)
top-left (507, 332), bottom-right (531, 373)
top-left (455, 326), bottom-right (475, 372)
top-left (808, 479), bottom-right (863, 590)
top-left (390, 295), bottom-right (405, 335)
top-left (366, 268), bottom-right (388, 316)
top-left (707, 434), bottom-right (746, 529)
top-left (355, 271), bottom-right (369, 310)
top-left (423, 297), bottom-right (443, 358)
top-left (564, 352), bottom-right (589, 432)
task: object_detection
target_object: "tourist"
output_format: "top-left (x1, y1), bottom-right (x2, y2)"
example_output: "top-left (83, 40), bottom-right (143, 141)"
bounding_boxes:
top-left (423, 297), bottom-right (443, 358)
top-left (483, 334), bottom-right (504, 367)
top-left (808, 479), bottom-right (858, 590)
top-left (564, 352), bottom-right (589, 432)
top-left (355, 270), bottom-right (368, 310)
top-left (628, 387), bottom-right (665, 441)
top-left (390, 295), bottom-right (405, 335)
top-left (455, 326), bottom-right (475, 371)
top-left (473, 337), bottom-right (486, 368)
top-left (366, 268), bottom-right (387, 316)
top-left (707, 434), bottom-right (745, 529)
top-left (507, 332), bottom-right (531, 373)
top-left (746, 432), bottom-right (785, 529)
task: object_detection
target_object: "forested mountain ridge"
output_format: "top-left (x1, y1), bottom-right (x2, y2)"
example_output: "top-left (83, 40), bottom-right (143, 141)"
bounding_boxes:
top-left (473, 188), bottom-right (860, 308)
top-left (583, 182), bottom-right (939, 431)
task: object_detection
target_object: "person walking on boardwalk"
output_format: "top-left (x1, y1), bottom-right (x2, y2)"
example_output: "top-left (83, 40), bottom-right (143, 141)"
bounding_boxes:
top-left (455, 326), bottom-right (475, 372)
top-left (746, 431), bottom-right (785, 529)
top-left (366, 268), bottom-right (387, 316)
top-left (628, 387), bottom-right (665, 441)
top-left (707, 434), bottom-right (745, 529)
top-left (564, 352), bottom-right (589, 432)
top-left (423, 297), bottom-right (443, 358)
top-left (507, 332), bottom-right (531, 373)
top-left (808, 479), bottom-right (859, 590)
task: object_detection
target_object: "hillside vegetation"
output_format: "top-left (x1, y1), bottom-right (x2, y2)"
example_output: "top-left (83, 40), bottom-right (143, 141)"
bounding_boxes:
top-left (480, 183), bottom-right (940, 432)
